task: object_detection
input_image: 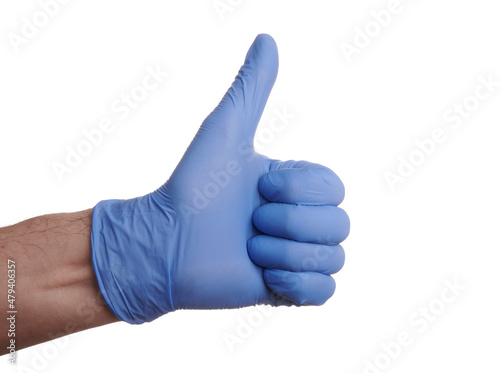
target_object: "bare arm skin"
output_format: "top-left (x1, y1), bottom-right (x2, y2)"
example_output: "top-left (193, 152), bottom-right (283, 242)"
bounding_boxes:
top-left (0, 209), bottom-right (118, 354)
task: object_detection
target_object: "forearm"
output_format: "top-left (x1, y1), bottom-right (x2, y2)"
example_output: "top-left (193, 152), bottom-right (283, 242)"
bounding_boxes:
top-left (0, 209), bottom-right (118, 354)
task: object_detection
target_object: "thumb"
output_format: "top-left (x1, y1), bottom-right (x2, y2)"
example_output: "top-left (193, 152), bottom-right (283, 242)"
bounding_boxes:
top-left (200, 33), bottom-right (279, 144)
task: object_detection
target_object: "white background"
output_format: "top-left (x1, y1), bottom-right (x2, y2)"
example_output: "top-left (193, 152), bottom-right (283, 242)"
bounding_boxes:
top-left (1, 0), bottom-right (500, 372)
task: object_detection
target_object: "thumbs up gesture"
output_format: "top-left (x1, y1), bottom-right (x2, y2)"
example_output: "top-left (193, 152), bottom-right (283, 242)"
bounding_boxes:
top-left (91, 34), bottom-right (350, 324)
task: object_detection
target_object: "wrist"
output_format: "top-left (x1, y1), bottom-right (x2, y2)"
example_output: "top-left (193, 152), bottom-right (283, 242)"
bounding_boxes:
top-left (0, 210), bottom-right (118, 351)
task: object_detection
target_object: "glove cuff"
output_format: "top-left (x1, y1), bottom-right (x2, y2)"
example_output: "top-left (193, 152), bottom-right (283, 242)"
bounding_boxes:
top-left (91, 195), bottom-right (175, 324)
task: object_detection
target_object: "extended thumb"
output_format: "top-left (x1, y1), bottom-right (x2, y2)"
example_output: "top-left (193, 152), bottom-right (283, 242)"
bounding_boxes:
top-left (201, 34), bottom-right (279, 142)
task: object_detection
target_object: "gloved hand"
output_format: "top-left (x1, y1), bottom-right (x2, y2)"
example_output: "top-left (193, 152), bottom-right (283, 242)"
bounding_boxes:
top-left (91, 34), bottom-right (350, 324)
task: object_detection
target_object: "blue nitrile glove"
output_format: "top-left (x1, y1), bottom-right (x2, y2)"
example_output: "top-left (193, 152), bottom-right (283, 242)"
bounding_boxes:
top-left (91, 34), bottom-right (350, 324)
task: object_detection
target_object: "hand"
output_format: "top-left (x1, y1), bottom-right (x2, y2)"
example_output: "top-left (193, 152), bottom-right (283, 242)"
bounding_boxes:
top-left (91, 34), bottom-right (350, 324)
